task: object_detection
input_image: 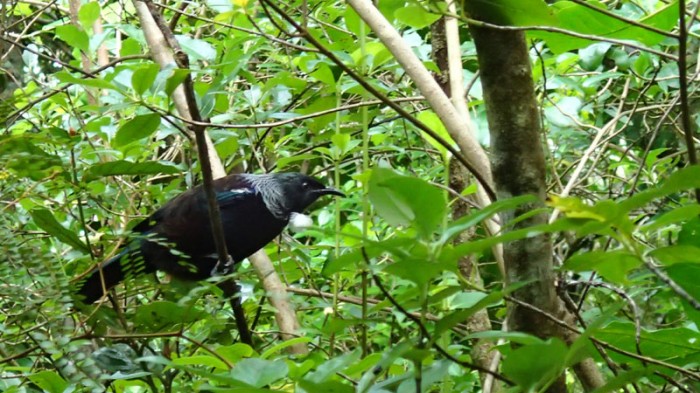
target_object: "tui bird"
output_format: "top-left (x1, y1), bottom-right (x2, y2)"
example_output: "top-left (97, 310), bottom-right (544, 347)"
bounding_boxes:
top-left (77, 172), bottom-right (344, 303)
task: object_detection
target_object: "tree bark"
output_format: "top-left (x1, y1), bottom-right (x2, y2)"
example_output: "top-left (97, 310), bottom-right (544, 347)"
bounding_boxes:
top-left (465, 19), bottom-right (604, 393)
top-left (347, 0), bottom-right (493, 194)
top-left (431, 15), bottom-right (501, 391)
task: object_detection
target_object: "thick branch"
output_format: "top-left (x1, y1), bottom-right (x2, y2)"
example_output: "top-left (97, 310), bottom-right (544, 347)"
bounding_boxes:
top-left (346, 0), bottom-right (493, 196)
top-left (466, 14), bottom-right (605, 392)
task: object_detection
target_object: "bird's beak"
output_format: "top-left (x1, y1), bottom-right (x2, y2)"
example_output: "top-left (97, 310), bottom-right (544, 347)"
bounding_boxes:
top-left (316, 187), bottom-right (345, 198)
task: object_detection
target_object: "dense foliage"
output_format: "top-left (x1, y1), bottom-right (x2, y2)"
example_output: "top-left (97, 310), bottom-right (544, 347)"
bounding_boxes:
top-left (1, 0), bottom-right (699, 392)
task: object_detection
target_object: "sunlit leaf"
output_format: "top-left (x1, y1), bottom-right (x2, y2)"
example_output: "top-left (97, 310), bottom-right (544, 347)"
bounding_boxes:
top-left (55, 70), bottom-right (117, 90)
top-left (229, 358), bottom-right (288, 388)
top-left (78, 2), bottom-right (101, 30)
top-left (465, 0), bottom-right (557, 26)
top-left (395, 5), bottom-right (441, 29)
top-left (165, 68), bottom-right (190, 96)
top-left (641, 204), bottom-right (700, 232)
top-left (84, 160), bottom-right (181, 181)
top-left (0, 135), bottom-right (62, 180)
top-left (30, 208), bottom-right (90, 254)
top-left (55, 25), bottom-right (89, 52)
top-left (502, 339), bottom-right (568, 390)
top-left (172, 355), bottom-right (228, 370)
top-left (531, 1), bottom-right (677, 53)
top-left (113, 114), bottom-right (162, 146)
top-left (416, 111), bottom-right (454, 157)
top-left (666, 264), bottom-right (700, 306)
top-left (369, 168), bottom-right (447, 237)
top-left (133, 301), bottom-right (208, 332)
top-left (564, 250), bottom-right (641, 284)
top-left (28, 371), bottom-right (68, 393)
top-left (131, 64), bottom-right (160, 96)
top-left (649, 245), bottom-right (700, 265)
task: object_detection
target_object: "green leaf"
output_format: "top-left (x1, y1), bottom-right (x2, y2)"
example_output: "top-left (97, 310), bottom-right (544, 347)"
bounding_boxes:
top-left (594, 321), bottom-right (700, 361)
top-left (416, 110), bottom-right (455, 157)
top-left (590, 368), bottom-right (655, 393)
top-left (502, 338), bottom-right (568, 390)
top-left (84, 160), bottom-right (181, 181)
top-left (0, 135), bottom-right (63, 180)
top-left (465, 0), bottom-right (557, 27)
top-left (649, 245), bottom-right (700, 266)
top-left (621, 166), bottom-right (700, 213)
top-left (351, 42), bottom-right (392, 69)
top-left (343, 353), bottom-right (383, 377)
top-left (441, 194), bottom-right (538, 243)
top-left (217, 343), bottom-right (254, 364)
top-left (30, 208), bottom-right (90, 254)
top-left (369, 168), bottom-right (447, 237)
top-left (641, 204), bottom-right (700, 233)
top-left (383, 258), bottom-right (453, 287)
top-left (214, 136), bottom-right (240, 160)
top-left (28, 371), bottom-right (68, 393)
top-left (582, 71), bottom-right (624, 88)
top-left (78, 2), bottom-right (101, 30)
top-left (172, 355), bottom-right (228, 370)
top-left (305, 350), bottom-right (361, 383)
top-left (229, 358), bottom-right (289, 388)
top-left (331, 133), bottom-right (351, 155)
top-left (666, 263), bottom-right (700, 305)
top-left (114, 114), bottom-right (162, 146)
top-left (55, 25), bottom-right (89, 52)
top-left (531, 1), bottom-right (677, 53)
top-left (679, 217), bottom-right (700, 247)
top-left (432, 282), bottom-right (529, 337)
top-left (131, 64), bottom-right (160, 96)
top-left (357, 342), bottom-right (412, 392)
top-left (55, 70), bottom-right (117, 90)
top-left (395, 5), bottom-right (441, 29)
top-left (276, 153), bottom-right (318, 170)
top-left (298, 380), bottom-right (354, 393)
top-left (464, 331), bottom-right (544, 345)
top-left (368, 168), bottom-right (414, 227)
top-left (450, 291), bottom-right (488, 309)
top-left (177, 35), bottom-right (216, 61)
top-left (260, 337), bottom-right (312, 359)
top-left (545, 96), bottom-right (583, 126)
top-left (445, 219), bottom-right (575, 261)
top-left (165, 68), bottom-right (190, 96)
top-left (323, 237), bottom-right (415, 276)
top-left (134, 301), bottom-right (207, 332)
top-left (310, 63), bottom-right (336, 87)
top-left (564, 250), bottom-right (641, 285)
top-left (120, 37), bottom-right (142, 57)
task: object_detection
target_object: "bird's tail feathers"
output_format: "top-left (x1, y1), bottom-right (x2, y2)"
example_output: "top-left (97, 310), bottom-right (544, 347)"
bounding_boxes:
top-left (76, 247), bottom-right (149, 304)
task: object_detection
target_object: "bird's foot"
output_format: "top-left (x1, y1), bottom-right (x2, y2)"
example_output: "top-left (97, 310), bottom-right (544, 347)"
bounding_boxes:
top-left (211, 255), bottom-right (235, 276)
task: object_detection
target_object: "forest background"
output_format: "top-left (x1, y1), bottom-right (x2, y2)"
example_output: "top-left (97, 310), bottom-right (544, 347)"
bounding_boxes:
top-left (1, 0), bottom-right (699, 392)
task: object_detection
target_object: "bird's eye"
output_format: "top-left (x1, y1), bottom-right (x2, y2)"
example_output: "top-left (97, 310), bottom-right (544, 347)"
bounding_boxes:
top-left (302, 181), bottom-right (309, 188)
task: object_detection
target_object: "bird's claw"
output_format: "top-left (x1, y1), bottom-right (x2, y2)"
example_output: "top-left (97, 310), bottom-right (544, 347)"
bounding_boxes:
top-left (211, 255), bottom-right (235, 277)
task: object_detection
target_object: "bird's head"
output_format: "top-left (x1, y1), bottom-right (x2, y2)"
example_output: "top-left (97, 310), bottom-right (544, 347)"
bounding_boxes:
top-left (246, 172), bottom-right (344, 220)
top-left (274, 173), bottom-right (345, 214)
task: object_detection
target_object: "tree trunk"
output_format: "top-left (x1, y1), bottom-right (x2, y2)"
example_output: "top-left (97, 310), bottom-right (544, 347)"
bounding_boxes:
top-left (466, 22), bottom-right (584, 393)
top-left (431, 17), bottom-right (501, 390)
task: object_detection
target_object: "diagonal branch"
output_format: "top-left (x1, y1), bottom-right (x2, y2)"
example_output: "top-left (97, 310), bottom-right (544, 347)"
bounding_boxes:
top-left (260, 0), bottom-right (495, 201)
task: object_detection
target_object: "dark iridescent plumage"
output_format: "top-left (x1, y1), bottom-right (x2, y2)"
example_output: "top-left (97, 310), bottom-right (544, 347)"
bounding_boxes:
top-left (77, 172), bottom-right (344, 303)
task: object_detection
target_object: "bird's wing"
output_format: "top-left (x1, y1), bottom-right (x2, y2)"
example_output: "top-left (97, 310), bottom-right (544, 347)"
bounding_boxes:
top-left (215, 187), bottom-right (256, 208)
top-left (130, 175), bottom-right (253, 234)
